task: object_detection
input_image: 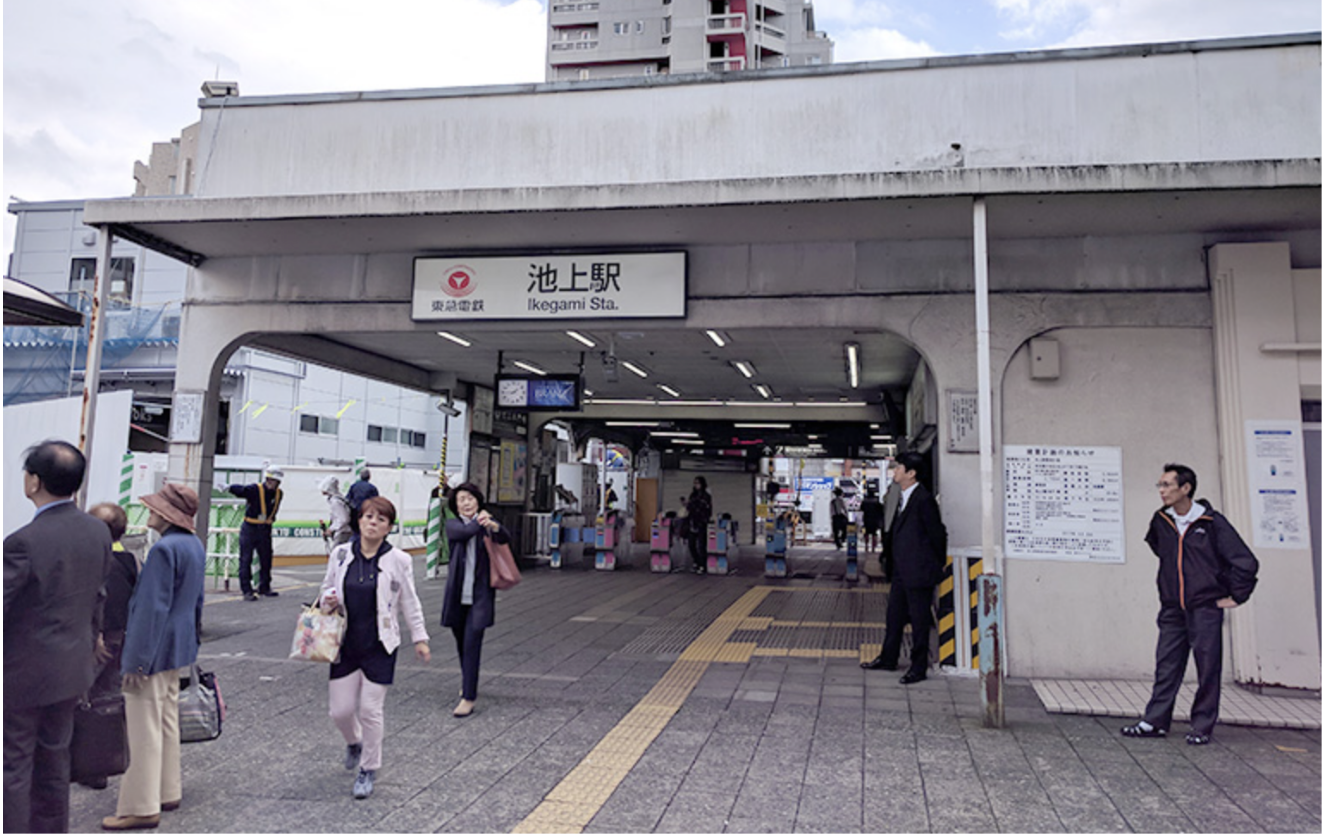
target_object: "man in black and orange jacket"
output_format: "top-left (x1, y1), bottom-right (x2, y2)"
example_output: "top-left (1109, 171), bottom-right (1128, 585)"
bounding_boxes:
top-left (228, 467), bottom-right (284, 601)
top-left (1122, 463), bottom-right (1258, 745)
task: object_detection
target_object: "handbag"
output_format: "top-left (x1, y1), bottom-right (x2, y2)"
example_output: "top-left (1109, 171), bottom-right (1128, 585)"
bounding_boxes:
top-left (70, 693), bottom-right (129, 782)
top-left (178, 664), bottom-right (224, 743)
top-left (487, 536), bottom-right (521, 590)
top-left (290, 603), bottom-right (346, 663)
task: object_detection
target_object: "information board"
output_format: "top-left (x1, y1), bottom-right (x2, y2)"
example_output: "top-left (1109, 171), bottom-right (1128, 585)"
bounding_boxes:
top-left (1004, 445), bottom-right (1125, 563)
top-left (1245, 420), bottom-right (1311, 549)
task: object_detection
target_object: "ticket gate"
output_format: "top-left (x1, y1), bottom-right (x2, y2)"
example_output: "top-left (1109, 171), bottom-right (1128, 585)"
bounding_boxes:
top-left (706, 517), bottom-right (733, 575)
top-left (650, 516), bottom-right (674, 573)
top-left (595, 511), bottom-right (619, 571)
top-left (765, 515), bottom-right (788, 577)
top-left (845, 522), bottom-right (859, 582)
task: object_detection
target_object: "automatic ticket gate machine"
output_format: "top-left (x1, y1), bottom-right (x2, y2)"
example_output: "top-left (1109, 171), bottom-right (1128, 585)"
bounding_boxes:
top-left (550, 512), bottom-right (589, 569)
top-left (595, 510), bottom-right (619, 571)
top-left (706, 516), bottom-right (734, 576)
top-left (650, 516), bottom-right (674, 573)
top-left (845, 521), bottom-right (859, 582)
top-left (765, 514), bottom-right (788, 578)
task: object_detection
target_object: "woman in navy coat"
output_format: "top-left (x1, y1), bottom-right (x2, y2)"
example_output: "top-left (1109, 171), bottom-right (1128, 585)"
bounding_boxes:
top-left (441, 483), bottom-right (510, 718)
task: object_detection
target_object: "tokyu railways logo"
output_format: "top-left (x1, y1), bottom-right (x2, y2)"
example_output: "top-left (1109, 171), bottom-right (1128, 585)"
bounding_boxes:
top-left (441, 265), bottom-right (476, 298)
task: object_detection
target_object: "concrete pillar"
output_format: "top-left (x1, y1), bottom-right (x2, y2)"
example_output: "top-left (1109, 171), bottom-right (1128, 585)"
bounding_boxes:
top-left (1209, 242), bottom-right (1320, 689)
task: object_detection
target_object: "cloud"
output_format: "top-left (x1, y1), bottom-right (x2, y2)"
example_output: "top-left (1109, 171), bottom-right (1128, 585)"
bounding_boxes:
top-left (990, 0), bottom-right (1320, 46)
top-left (813, 0), bottom-right (899, 29)
top-left (832, 27), bottom-right (940, 64)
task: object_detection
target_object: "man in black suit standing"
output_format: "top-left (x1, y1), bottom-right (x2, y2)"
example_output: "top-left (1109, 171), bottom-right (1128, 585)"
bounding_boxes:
top-left (4, 440), bottom-right (112, 832)
top-left (862, 452), bottom-right (947, 684)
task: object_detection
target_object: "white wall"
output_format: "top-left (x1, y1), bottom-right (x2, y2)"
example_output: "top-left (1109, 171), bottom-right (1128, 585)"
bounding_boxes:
top-left (1001, 327), bottom-right (1223, 680)
top-left (191, 41), bottom-right (1319, 198)
top-left (3, 390), bottom-right (134, 538)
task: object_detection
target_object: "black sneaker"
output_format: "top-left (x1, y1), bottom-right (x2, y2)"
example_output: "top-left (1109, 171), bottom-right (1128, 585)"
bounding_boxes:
top-left (243, 592), bottom-right (258, 602)
top-left (258, 590), bottom-right (279, 597)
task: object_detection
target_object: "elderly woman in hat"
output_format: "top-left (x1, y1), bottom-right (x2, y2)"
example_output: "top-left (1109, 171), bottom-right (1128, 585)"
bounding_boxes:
top-left (320, 476), bottom-right (352, 547)
top-left (101, 484), bottom-right (207, 831)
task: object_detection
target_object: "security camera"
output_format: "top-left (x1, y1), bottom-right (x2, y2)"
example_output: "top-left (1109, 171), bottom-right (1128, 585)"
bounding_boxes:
top-left (436, 394), bottom-right (461, 418)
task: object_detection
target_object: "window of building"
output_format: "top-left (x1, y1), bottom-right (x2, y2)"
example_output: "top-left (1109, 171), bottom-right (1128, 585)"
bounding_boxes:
top-left (614, 21), bottom-right (628, 34)
top-left (579, 68), bottom-right (591, 80)
top-left (412, 431), bottom-right (426, 448)
top-left (635, 20), bottom-right (644, 32)
top-left (662, 16), bottom-right (672, 34)
top-left (69, 257), bottom-right (135, 302)
top-left (383, 427), bottom-right (398, 443)
top-left (300, 414), bottom-right (339, 435)
top-left (367, 425), bottom-right (384, 442)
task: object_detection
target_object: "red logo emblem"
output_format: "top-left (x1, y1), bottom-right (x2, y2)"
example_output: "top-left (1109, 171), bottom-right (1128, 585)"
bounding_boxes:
top-left (442, 265), bottom-right (476, 298)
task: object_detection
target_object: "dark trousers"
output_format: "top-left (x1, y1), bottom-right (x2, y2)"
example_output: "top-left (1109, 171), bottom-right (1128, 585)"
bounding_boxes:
top-left (238, 523), bottom-right (274, 595)
top-left (687, 529), bottom-right (708, 569)
top-left (831, 515), bottom-right (848, 548)
top-left (451, 607), bottom-right (486, 701)
top-left (1142, 605), bottom-right (1224, 736)
top-left (4, 697), bottom-right (78, 833)
top-left (878, 578), bottom-right (935, 674)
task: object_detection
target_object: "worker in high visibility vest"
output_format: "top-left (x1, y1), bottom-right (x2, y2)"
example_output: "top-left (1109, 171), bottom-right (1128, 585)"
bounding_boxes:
top-left (228, 467), bottom-right (284, 601)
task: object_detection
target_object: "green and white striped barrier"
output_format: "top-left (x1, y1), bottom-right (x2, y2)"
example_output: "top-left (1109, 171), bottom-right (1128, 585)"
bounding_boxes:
top-left (118, 452), bottom-right (134, 507)
top-left (425, 495), bottom-right (442, 578)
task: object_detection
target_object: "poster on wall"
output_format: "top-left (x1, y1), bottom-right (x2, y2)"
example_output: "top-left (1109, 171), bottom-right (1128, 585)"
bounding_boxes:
top-left (947, 390), bottom-right (979, 453)
top-left (468, 438), bottom-right (491, 498)
top-left (470, 385), bottom-right (494, 436)
top-left (497, 440), bottom-right (528, 504)
top-left (1004, 445), bottom-right (1125, 563)
top-left (1245, 420), bottom-right (1311, 549)
top-left (486, 448), bottom-right (500, 504)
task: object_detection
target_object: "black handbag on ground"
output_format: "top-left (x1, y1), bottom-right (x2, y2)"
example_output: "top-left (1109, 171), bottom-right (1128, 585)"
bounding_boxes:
top-left (70, 694), bottom-right (129, 783)
top-left (178, 664), bottom-right (224, 743)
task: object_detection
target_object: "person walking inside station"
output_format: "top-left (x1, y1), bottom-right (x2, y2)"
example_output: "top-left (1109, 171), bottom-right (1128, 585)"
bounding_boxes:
top-left (318, 496), bottom-right (429, 800)
top-left (77, 503), bottom-right (140, 790)
top-left (1121, 463), bottom-right (1258, 745)
top-left (103, 483), bottom-right (206, 831)
top-left (228, 467), bottom-right (284, 601)
top-left (681, 476), bottom-right (712, 574)
top-left (442, 483), bottom-right (511, 718)
top-left (4, 440), bottom-right (112, 834)
top-left (829, 487), bottom-right (849, 549)
top-left (861, 452), bottom-right (947, 684)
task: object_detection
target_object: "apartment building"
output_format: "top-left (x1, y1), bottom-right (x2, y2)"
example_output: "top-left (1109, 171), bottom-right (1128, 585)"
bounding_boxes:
top-left (546, 0), bottom-right (832, 80)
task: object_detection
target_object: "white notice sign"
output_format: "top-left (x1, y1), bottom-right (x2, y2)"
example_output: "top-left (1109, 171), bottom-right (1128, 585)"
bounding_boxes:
top-left (1245, 420), bottom-right (1311, 549)
top-left (412, 252), bottom-right (686, 321)
top-left (1004, 445), bottom-right (1125, 563)
top-left (948, 390), bottom-right (979, 453)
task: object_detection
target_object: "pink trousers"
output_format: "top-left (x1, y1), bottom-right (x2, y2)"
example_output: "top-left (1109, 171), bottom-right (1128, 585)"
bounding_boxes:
top-left (327, 671), bottom-right (388, 771)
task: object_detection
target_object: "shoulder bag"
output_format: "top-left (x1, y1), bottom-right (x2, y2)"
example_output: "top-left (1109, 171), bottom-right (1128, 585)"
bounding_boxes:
top-left (178, 663), bottom-right (225, 743)
top-left (70, 693), bottom-right (129, 782)
top-left (487, 536), bottom-right (522, 590)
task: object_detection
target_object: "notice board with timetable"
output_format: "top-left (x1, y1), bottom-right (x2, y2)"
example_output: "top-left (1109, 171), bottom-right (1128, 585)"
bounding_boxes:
top-left (1004, 445), bottom-right (1125, 563)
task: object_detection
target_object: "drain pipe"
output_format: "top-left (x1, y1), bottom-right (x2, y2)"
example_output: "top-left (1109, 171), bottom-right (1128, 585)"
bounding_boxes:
top-left (973, 198), bottom-right (1005, 728)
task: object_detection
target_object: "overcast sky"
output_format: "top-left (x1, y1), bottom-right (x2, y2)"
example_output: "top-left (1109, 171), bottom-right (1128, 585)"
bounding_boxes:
top-left (3, 0), bottom-right (1318, 258)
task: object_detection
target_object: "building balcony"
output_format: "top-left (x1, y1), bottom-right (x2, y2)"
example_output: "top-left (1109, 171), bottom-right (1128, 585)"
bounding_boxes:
top-left (753, 20), bottom-right (786, 41)
top-left (708, 56), bottom-right (746, 72)
top-left (549, 37), bottom-right (600, 53)
top-left (549, 1), bottom-right (600, 13)
top-left (706, 12), bottom-right (746, 38)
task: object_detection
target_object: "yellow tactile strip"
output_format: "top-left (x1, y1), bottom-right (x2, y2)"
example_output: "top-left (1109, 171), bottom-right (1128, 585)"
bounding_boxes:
top-left (513, 585), bottom-right (884, 834)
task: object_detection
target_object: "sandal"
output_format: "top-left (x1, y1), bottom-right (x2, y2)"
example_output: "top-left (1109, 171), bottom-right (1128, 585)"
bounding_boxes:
top-left (1185, 732), bottom-right (1211, 745)
top-left (1120, 723), bottom-right (1167, 738)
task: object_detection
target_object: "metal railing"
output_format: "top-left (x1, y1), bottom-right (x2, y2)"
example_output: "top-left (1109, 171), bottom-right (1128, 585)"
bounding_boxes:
top-left (706, 12), bottom-right (746, 35)
top-left (708, 56), bottom-right (746, 72)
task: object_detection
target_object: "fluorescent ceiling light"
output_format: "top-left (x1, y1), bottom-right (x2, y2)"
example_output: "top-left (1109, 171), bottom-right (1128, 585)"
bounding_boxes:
top-left (621, 360), bottom-right (649, 378)
top-left (436, 331), bottom-right (472, 347)
top-left (845, 342), bottom-right (860, 389)
top-left (651, 431), bottom-right (700, 438)
top-left (565, 330), bottom-right (596, 348)
top-left (871, 435), bottom-right (893, 441)
top-left (605, 421), bottom-right (661, 427)
top-left (753, 384), bottom-right (772, 399)
top-left (588, 398), bottom-right (658, 405)
top-left (870, 423), bottom-right (881, 429)
top-left (672, 438), bottom-right (705, 445)
top-left (734, 422), bottom-right (791, 429)
top-left (732, 360), bottom-right (756, 378)
top-left (658, 384), bottom-right (681, 398)
top-left (512, 360), bottom-right (547, 376)
top-left (584, 389), bottom-right (594, 397)
top-left (705, 330), bottom-right (728, 348)
top-left (793, 401), bottom-right (867, 408)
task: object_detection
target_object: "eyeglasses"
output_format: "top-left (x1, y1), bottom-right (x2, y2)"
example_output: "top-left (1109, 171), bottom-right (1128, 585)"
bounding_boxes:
top-left (1156, 481), bottom-right (1179, 489)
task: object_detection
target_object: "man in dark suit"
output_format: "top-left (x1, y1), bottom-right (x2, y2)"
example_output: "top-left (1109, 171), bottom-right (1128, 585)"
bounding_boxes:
top-left (862, 452), bottom-right (947, 684)
top-left (4, 440), bottom-right (112, 832)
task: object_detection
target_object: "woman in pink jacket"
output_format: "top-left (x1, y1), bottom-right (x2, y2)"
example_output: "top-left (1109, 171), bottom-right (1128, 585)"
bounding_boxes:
top-left (318, 496), bottom-right (429, 799)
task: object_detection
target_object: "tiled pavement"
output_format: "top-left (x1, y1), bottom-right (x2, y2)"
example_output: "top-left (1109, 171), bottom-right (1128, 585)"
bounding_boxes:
top-left (67, 548), bottom-right (1322, 833)
top-left (1033, 679), bottom-right (1321, 730)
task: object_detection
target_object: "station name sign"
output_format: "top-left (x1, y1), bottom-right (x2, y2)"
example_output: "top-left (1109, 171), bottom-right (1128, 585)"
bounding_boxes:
top-left (412, 252), bottom-right (686, 321)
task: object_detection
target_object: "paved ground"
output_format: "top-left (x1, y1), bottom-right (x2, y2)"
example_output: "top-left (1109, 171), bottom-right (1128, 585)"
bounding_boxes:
top-left (69, 548), bottom-right (1322, 833)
